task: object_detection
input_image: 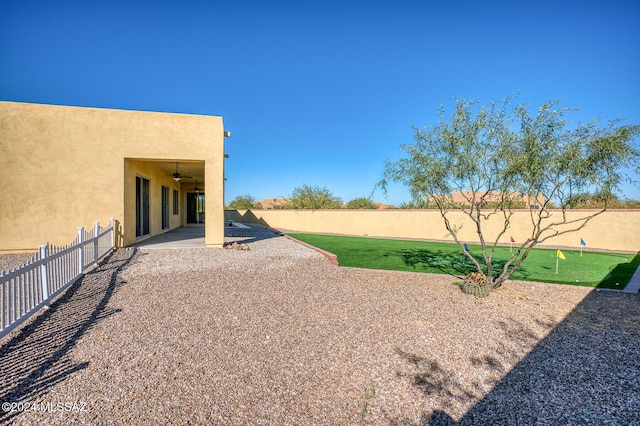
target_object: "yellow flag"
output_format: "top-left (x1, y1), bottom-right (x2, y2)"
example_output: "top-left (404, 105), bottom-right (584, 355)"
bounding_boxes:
top-left (557, 249), bottom-right (566, 260)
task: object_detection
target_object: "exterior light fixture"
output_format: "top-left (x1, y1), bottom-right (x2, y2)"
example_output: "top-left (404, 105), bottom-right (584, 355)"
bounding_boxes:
top-left (224, 154), bottom-right (229, 158)
top-left (224, 131), bottom-right (231, 138)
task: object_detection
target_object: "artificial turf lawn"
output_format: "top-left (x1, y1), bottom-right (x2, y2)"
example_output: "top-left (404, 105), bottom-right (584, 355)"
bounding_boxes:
top-left (288, 233), bottom-right (639, 289)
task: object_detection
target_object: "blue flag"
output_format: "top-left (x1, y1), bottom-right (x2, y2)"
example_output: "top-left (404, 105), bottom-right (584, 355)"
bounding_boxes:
top-left (463, 243), bottom-right (469, 252)
top-left (580, 238), bottom-right (586, 246)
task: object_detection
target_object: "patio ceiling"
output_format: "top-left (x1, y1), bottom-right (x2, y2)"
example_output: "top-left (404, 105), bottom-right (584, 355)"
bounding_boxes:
top-left (149, 160), bottom-right (205, 183)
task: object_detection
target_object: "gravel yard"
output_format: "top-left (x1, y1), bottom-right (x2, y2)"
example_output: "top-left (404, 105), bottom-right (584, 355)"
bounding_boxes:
top-left (1, 226), bottom-right (639, 425)
top-left (0, 253), bottom-right (36, 273)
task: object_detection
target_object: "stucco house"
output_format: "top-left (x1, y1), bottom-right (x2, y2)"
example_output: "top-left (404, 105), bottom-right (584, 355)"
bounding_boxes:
top-left (259, 198), bottom-right (291, 209)
top-left (433, 190), bottom-right (547, 209)
top-left (0, 101), bottom-right (228, 252)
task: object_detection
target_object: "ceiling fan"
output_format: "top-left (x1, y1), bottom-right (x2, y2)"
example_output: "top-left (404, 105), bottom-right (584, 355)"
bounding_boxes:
top-left (191, 180), bottom-right (203, 193)
top-left (171, 162), bottom-right (192, 181)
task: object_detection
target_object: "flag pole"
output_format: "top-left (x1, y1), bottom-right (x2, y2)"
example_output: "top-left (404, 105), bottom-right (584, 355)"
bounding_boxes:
top-left (555, 249), bottom-right (566, 274)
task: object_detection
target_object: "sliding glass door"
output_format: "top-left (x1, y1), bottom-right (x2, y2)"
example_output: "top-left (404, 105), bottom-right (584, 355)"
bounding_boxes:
top-left (161, 185), bottom-right (169, 230)
top-left (136, 176), bottom-right (150, 237)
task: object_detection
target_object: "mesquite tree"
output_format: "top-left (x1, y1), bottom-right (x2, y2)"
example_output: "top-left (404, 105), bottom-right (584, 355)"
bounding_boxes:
top-left (381, 97), bottom-right (639, 290)
top-left (288, 184), bottom-right (344, 209)
top-left (226, 194), bottom-right (262, 209)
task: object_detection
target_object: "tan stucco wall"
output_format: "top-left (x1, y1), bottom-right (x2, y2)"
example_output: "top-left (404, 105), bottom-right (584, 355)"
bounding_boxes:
top-left (227, 209), bottom-right (640, 252)
top-left (0, 101), bottom-right (225, 252)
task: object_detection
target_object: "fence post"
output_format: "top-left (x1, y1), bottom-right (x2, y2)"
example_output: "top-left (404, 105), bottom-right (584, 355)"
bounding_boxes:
top-left (93, 221), bottom-right (100, 265)
top-left (77, 227), bottom-right (84, 274)
top-left (39, 244), bottom-right (50, 308)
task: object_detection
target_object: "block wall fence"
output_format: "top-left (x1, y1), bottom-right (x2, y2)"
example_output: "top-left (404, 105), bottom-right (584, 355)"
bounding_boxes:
top-left (225, 209), bottom-right (640, 253)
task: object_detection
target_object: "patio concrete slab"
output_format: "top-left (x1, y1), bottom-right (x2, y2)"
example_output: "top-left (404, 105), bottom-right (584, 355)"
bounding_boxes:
top-left (130, 222), bottom-right (279, 249)
top-left (131, 226), bottom-right (205, 249)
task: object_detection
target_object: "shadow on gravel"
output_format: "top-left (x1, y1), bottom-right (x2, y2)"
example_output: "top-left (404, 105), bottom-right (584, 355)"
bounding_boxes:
top-left (391, 290), bottom-right (640, 425)
top-left (0, 249), bottom-right (137, 424)
top-left (225, 223), bottom-right (284, 244)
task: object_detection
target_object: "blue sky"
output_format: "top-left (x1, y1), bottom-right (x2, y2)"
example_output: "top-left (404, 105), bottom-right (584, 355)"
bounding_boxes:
top-left (2, 0), bottom-right (639, 206)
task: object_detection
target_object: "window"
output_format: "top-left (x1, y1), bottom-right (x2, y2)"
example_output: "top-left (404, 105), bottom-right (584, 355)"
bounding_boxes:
top-left (173, 189), bottom-right (179, 215)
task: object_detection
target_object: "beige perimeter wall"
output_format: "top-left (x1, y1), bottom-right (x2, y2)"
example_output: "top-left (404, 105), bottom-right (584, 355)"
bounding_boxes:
top-left (227, 209), bottom-right (640, 253)
top-left (0, 101), bottom-right (225, 252)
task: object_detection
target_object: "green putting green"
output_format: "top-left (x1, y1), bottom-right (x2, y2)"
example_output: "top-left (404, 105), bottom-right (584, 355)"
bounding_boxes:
top-left (288, 233), bottom-right (639, 289)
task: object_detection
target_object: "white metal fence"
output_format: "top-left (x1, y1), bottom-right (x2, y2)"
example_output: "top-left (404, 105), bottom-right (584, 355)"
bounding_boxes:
top-left (1, 218), bottom-right (114, 339)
